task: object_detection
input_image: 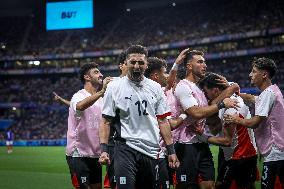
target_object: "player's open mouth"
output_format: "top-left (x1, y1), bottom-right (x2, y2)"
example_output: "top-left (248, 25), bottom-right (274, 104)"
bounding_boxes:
top-left (133, 71), bottom-right (141, 78)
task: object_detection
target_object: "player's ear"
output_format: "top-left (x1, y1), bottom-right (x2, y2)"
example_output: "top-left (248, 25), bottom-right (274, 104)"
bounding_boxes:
top-left (262, 70), bottom-right (269, 79)
top-left (186, 62), bottom-right (192, 70)
top-left (84, 74), bottom-right (90, 81)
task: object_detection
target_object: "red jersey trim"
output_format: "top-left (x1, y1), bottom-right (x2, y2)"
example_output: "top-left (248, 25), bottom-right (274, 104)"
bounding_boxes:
top-left (156, 112), bottom-right (171, 119)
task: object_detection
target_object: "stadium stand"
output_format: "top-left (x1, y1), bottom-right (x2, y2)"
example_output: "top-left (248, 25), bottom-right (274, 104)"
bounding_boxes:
top-left (0, 0), bottom-right (284, 140)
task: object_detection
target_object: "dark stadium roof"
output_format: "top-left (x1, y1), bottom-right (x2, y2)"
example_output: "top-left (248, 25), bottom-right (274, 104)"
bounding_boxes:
top-left (0, 0), bottom-right (198, 17)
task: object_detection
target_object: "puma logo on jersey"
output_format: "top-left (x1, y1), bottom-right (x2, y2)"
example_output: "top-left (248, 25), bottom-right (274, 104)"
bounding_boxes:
top-left (125, 96), bottom-right (132, 101)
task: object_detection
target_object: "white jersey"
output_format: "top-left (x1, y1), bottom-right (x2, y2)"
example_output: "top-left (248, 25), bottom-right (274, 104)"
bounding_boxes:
top-left (218, 94), bottom-right (256, 160)
top-left (102, 76), bottom-right (171, 159)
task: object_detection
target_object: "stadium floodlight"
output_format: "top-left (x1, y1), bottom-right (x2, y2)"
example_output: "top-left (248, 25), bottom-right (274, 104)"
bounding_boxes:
top-left (34, 61), bottom-right (40, 66)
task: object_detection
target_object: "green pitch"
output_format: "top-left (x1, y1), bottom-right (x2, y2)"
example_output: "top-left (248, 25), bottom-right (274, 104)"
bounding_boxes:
top-left (0, 146), bottom-right (262, 189)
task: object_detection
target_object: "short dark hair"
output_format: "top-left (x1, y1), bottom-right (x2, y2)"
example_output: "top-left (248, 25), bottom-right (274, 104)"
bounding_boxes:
top-left (117, 50), bottom-right (126, 65)
top-left (252, 57), bottom-right (277, 79)
top-left (199, 72), bottom-right (226, 90)
top-left (178, 49), bottom-right (204, 79)
top-left (117, 51), bottom-right (127, 74)
top-left (79, 62), bottom-right (98, 84)
top-left (184, 50), bottom-right (204, 65)
top-left (125, 45), bottom-right (148, 58)
top-left (144, 57), bottom-right (167, 78)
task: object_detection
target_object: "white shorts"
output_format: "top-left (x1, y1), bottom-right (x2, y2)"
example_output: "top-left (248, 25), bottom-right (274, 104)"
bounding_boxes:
top-left (6, 141), bottom-right (13, 146)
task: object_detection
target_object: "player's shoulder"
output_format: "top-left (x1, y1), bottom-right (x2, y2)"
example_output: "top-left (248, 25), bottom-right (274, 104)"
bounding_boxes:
top-left (258, 85), bottom-right (276, 100)
top-left (176, 79), bottom-right (195, 88)
top-left (144, 77), bottom-right (161, 88)
top-left (71, 89), bottom-right (86, 99)
top-left (107, 76), bottom-right (124, 88)
top-left (262, 85), bottom-right (276, 95)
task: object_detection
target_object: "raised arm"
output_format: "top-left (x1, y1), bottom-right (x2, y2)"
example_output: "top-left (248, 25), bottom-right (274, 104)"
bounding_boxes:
top-left (53, 92), bottom-right (70, 106)
top-left (76, 77), bottom-right (111, 111)
top-left (166, 48), bottom-right (189, 90)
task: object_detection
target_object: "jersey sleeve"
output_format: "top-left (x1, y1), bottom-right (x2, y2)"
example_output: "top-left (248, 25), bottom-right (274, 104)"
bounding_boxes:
top-left (102, 83), bottom-right (116, 118)
top-left (255, 89), bottom-right (276, 117)
top-left (174, 82), bottom-right (198, 110)
top-left (70, 92), bottom-right (86, 118)
top-left (156, 87), bottom-right (171, 119)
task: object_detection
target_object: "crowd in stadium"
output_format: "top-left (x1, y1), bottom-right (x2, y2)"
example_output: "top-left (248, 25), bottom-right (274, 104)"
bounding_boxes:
top-left (1, 58), bottom-right (284, 140)
top-left (1, 0), bottom-right (284, 188)
top-left (0, 0), bottom-right (283, 57)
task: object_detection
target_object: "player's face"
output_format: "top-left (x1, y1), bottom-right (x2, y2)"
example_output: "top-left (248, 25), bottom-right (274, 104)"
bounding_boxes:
top-left (188, 55), bottom-right (207, 78)
top-left (88, 68), bottom-right (103, 86)
top-left (203, 86), bottom-right (220, 100)
top-left (126, 54), bottom-right (147, 82)
top-left (157, 67), bottom-right (168, 87)
top-left (249, 66), bottom-right (265, 87)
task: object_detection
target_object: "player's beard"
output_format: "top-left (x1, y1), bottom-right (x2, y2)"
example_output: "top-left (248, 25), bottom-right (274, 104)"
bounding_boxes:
top-left (91, 76), bottom-right (103, 89)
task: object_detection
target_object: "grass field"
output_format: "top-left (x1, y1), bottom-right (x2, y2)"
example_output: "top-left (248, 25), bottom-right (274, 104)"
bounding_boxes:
top-left (0, 146), bottom-right (262, 189)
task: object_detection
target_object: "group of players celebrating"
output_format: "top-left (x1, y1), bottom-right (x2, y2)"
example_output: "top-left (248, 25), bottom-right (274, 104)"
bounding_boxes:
top-left (62, 45), bottom-right (284, 189)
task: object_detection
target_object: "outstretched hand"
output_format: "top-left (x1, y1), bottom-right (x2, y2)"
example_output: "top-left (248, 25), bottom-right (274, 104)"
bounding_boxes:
top-left (53, 92), bottom-right (61, 101)
top-left (102, 77), bottom-right (113, 91)
top-left (174, 48), bottom-right (190, 65)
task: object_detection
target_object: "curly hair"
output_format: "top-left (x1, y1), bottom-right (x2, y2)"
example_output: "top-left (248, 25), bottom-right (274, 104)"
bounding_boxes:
top-left (79, 62), bottom-right (98, 84)
top-left (252, 57), bottom-right (277, 79)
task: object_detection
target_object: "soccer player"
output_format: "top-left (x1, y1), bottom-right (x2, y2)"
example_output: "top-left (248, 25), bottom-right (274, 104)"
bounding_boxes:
top-left (199, 73), bottom-right (258, 189)
top-left (6, 128), bottom-right (13, 154)
top-left (104, 50), bottom-right (127, 189)
top-left (224, 57), bottom-right (284, 189)
top-left (145, 56), bottom-right (188, 189)
top-left (99, 45), bottom-right (179, 189)
top-left (174, 49), bottom-right (239, 189)
top-left (66, 62), bottom-right (111, 189)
